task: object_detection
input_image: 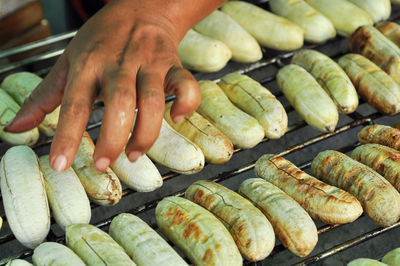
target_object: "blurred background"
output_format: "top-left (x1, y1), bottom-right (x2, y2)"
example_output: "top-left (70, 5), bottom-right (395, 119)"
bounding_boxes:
top-left (0, 0), bottom-right (106, 55)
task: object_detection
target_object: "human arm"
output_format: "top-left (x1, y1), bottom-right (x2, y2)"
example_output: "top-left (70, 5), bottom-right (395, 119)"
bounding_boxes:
top-left (5, 0), bottom-right (226, 171)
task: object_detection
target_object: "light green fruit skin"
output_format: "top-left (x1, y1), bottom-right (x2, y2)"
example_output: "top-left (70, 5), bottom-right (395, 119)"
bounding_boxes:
top-left (382, 247), bottom-right (400, 266)
top-left (194, 10), bottom-right (261, 63)
top-left (185, 180), bottom-right (275, 261)
top-left (338, 54), bottom-right (400, 115)
top-left (221, 1), bottom-right (304, 51)
top-left (305, 0), bottom-right (373, 37)
top-left (109, 213), bottom-right (188, 266)
top-left (33, 242), bottom-right (85, 266)
top-left (347, 0), bottom-right (391, 23)
top-left (347, 258), bottom-right (388, 266)
top-left (147, 119), bottom-right (205, 174)
top-left (1, 72), bottom-right (60, 136)
top-left (311, 150), bottom-right (400, 227)
top-left (219, 72), bottom-right (288, 138)
top-left (71, 132), bottom-right (122, 206)
top-left (111, 153), bottom-right (162, 192)
top-left (269, 0), bottom-right (335, 43)
top-left (155, 196), bottom-right (243, 266)
top-left (197, 80), bottom-right (264, 149)
top-left (0, 89), bottom-right (39, 146)
top-left (66, 224), bottom-right (136, 266)
top-left (5, 259), bottom-right (33, 266)
top-left (178, 29), bottom-right (232, 72)
top-left (39, 155), bottom-right (91, 230)
top-left (164, 103), bottom-right (234, 165)
top-left (276, 64), bottom-right (338, 132)
top-left (1, 146), bottom-right (50, 249)
top-left (239, 178), bottom-right (318, 257)
top-left (292, 49), bottom-right (358, 114)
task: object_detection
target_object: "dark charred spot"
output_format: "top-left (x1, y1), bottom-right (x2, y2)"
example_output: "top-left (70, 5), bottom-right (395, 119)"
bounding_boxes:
top-left (183, 221), bottom-right (202, 240)
top-left (165, 208), bottom-right (187, 227)
top-left (195, 189), bottom-right (205, 199)
top-left (202, 248), bottom-right (214, 263)
top-left (246, 238), bottom-right (252, 248)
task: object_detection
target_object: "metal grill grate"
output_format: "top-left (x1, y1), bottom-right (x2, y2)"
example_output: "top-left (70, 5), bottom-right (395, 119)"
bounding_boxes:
top-left (1, 2), bottom-right (400, 265)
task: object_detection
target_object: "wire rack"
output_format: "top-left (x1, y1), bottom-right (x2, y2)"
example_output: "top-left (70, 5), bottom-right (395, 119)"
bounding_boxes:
top-left (1, 2), bottom-right (400, 265)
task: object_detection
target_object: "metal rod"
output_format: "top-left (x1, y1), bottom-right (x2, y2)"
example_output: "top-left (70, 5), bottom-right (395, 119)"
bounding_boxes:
top-left (0, 50), bottom-right (64, 74)
top-left (0, 31), bottom-right (76, 59)
top-left (294, 221), bottom-right (400, 265)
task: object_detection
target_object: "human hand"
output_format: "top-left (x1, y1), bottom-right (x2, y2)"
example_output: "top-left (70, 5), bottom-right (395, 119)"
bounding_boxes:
top-left (5, 0), bottom-right (225, 172)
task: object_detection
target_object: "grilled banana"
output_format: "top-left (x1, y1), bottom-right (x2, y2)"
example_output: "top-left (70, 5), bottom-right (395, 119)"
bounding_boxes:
top-left (350, 25), bottom-right (400, 85)
top-left (338, 54), bottom-right (400, 115)
top-left (5, 260), bottom-right (33, 266)
top-left (377, 21), bottom-right (400, 48)
top-left (347, 258), bottom-right (388, 266)
top-left (276, 64), bottom-right (338, 132)
top-left (109, 213), bottom-right (188, 266)
top-left (66, 224), bottom-right (136, 266)
top-left (312, 150), bottom-right (400, 227)
top-left (1, 72), bottom-right (60, 136)
top-left (156, 196), bottom-right (242, 266)
top-left (111, 153), bottom-right (162, 192)
top-left (178, 29), bottom-right (231, 72)
top-left (0, 89), bottom-right (39, 146)
top-left (0, 146), bottom-right (50, 248)
top-left (305, 0), bottom-right (373, 37)
top-left (382, 247), bottom-right (400, 266)
top-left (218, 72), bottom-right (288, 138)
top-left (221, 1), bottom-right (304, 51)
top-left (255, 154), bottom-right (363, 224)
top-left (33, 242), bottom-right (85, 266)
top-left (197, 80), bottom-right (264, 148)
top-left (39, 155), bottom-right (91, 230)
top-left (358, 124), bottom-right (400, 149)
top-left (292, 49), bottom-right (358, 114)
top-left (239, 178), bottom-right (317, 257)
top-left (269, 0), bottom-right (335, 43)
top-left (147, 119), bottom-right (205, 174)
top-left (347, 0), bottom-right (390, 23)
top-left (194, 10), bottom-right (261, 63)
top-left (164, 102), bottom-right (233, 164)
top-left (185, 180), bottom-right (274, 261)
top-left (352, 144), bottom-right (400, 191)
top-left (72, 132), bottom-right (122, 206)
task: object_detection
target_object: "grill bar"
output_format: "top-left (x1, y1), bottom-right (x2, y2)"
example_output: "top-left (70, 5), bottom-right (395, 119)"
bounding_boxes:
top-left (0, 31), bottom-right (76, 60)
top-left (2, 2), bottom-right (400, 265)
top-left (0, 110), bottom-right (381, 264)
top-left (295, 221), bottom-right (400, 266)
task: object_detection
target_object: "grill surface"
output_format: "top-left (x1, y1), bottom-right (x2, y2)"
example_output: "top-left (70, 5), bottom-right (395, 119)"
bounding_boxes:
top-left (1, 2), bottom-right (400, 265)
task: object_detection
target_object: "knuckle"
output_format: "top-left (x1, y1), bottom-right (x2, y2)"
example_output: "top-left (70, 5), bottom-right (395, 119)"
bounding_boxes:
top-left (61, 100), bottom-right (91, 118)
top-left (110, 87), bottom-right (135, 109)
top-left (140, 89), bottom-right (165, 108)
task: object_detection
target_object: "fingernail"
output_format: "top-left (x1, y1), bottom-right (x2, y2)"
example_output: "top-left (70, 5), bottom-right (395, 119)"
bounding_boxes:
top-left (52, 155), bottom-right (67, 172)
top-left (95, 157), bottom-right (110, 171)
top-left (173, 115), bottom-right (184, 123)
top-left (128, 151), bottom-right (142, 162)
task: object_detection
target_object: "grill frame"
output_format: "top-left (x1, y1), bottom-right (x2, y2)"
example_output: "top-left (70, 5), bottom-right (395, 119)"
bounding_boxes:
top-left (1, 2), bottom-right (400, 265)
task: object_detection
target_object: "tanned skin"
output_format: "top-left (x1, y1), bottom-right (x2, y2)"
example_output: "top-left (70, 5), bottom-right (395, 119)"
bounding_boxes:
top-left (5, 0), bottom-right (226, 172)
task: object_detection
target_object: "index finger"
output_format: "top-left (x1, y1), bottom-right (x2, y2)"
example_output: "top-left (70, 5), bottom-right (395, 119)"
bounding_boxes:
top-left (49, 73), bottom-right (97, 172)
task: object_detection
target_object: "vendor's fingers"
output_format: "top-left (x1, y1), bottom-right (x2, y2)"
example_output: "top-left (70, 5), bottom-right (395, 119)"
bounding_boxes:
top-left (93, 68), bottom-right (137, 171)
top-left (165, 66), bottom-right (200, 123)
top-left (125, 68), bottom-right (165, 162)
top-left (5, 55), bottom-right (68, 132)
top-left (49, 72), bottom-right (97, 172)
